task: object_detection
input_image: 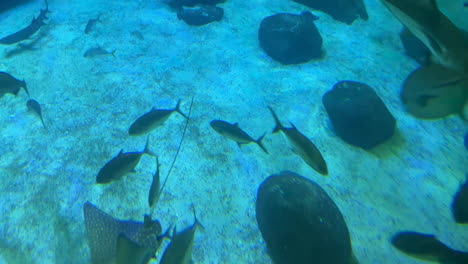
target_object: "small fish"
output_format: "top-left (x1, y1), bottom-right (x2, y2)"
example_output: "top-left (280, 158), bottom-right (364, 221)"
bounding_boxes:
top-left (268, 107), bottom-right (328, 176)
top-left (391, 231), bottom-right (468, 263)
top-left (464, 2), bottom-right (468, 7)
top-left (115, 233), bottom-right (154, 264)
top-left (96, 138), bottom-right (154, 184)
top-left (84, 47), bottom-right (116, 58)
top-left (160, 207), bottom-right (204, 264)
top-left (27, 99), bottom-right (46, 129)
top-left (0, 72), bottom-right (29, 97)
top-left (210, 120), bottom-right (268, 154)
top-left (131, 31), bottom-right (144, 40)
top-left (85, 15), bottom-right (101, 34)
top-left (452, 175), bottom-right (468, 224)
top-left (148, 157), bottom-right (161, 208)
top-left (129, 100), bottom-right (188, 136)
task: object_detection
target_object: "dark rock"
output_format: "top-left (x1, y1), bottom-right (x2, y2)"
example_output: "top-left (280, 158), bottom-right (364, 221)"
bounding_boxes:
top-left (167, 0), bottom-right (225, 9)
top-left (177, 5), bottom-right (223, 26)
top-left (322, 80), bottom-right (396, 149)
top-left (293, 0), bottom-right (368, 25)
top-left (399, 27), bottom-right (430, 65)
top-left (256, 171), bottom-right (355, 264)
top-left (258, 11), bottom-right (323, 65)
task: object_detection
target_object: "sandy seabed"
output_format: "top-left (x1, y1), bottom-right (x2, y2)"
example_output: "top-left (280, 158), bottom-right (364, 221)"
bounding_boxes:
top-left (0, 0), bottom-right (467, 263)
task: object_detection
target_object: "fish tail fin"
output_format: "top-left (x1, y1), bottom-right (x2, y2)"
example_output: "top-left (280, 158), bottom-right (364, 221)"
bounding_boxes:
top-left (143, 137), bottom-right (156, 157)
top-left (175, 99), bottom-right (188, 119)
top-left (40, 117), bottom-right (47, 130)
top-left (158, 223), bottom-right (174, 241)
top-left (268, 106), bottom-right (283, 133)
top-left (191, 205), bottom-right (205, 232)
top-left (22, 80), bottom-right (30, 97)
top-left (111, 49), bottom-right (117, 57)
top-left (256, 133), bottom-right (269, 154)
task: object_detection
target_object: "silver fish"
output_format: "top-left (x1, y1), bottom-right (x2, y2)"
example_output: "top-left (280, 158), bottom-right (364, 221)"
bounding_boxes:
top-left (96, 138), bottom-right (154, 184)
top-left (148, 157), bottom-right (161, 208)
top-left (129, 100), bottom-right (187, 136)
top-left (268, 107), bottom-right (328, 176)
top-left (160, 207), bottom-right (203, 264)
top-left (210, 119), bottom-right (268, 154)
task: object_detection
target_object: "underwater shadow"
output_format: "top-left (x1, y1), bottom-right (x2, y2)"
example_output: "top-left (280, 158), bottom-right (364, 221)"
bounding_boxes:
top-left (0, 0), bottom-right (33, 13)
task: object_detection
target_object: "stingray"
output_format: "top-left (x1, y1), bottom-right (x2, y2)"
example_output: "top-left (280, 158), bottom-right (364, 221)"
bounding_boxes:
top-left (83, 201), bottom-right (163, 264)
top-left (401, 64), bottom-right (468, 119)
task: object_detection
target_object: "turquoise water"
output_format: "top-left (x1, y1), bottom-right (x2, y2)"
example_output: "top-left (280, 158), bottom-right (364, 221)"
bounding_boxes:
top-left (0, 0), bottom-right (467, 263)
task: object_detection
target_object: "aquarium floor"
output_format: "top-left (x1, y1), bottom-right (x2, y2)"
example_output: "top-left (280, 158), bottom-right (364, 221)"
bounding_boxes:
top-left (0, 0), bottom-right (467, 263)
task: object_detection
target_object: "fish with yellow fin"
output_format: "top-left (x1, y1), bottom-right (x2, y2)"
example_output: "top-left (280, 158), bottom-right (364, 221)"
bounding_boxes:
top-left (160, 207), bottom-right (204, 264)
top-left (392, 231), bottom-right (468, 263)
top-left (401, 64), bottom-right (468, 119)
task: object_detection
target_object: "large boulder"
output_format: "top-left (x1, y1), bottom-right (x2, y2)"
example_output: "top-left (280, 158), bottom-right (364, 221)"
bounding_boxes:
top-left (322, 80), bottom-right (396, 149)
top-left (293, 0), bottom-right (368, 25)
top-left (177, 5), bottom-right (224, 26)
top-left (258, 11), bottom-right (323, 65)
top-left (256, 171), bottom-right (356, 264)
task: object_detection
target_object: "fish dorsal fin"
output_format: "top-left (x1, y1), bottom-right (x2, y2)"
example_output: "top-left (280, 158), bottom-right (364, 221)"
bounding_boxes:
top-left (144, 214), bottom-right (152, 228)
top-left (158, 223), bottom-right (173, 241)
top-left (116, 233), bottom-right (151, 264)
top-left (192, 206), bottom-right (205, 232)
top-left (117, 149), bottom-right (124, 156)
top-left (234, 122), bottom-right (239, 127)
top-left (288, 121), bottom-right (298, 130)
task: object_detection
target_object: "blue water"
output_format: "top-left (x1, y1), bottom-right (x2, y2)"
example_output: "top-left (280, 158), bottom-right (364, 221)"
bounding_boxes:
top-left (0, 0), bottom-right (467, 263)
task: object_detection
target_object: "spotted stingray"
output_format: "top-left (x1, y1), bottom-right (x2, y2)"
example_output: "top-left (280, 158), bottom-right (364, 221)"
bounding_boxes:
top-left (83, 201), bottom-right (163, 264)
